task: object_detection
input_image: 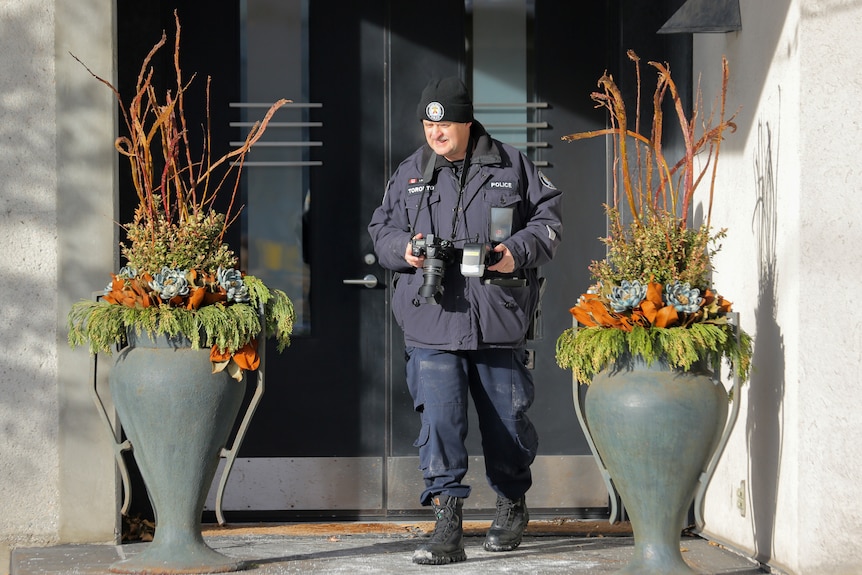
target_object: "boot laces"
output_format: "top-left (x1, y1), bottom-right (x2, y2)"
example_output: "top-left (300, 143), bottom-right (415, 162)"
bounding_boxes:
top-left (493, 496), bottom-right (520, 528)
top-left (430, 498), bottom-right (459, 541)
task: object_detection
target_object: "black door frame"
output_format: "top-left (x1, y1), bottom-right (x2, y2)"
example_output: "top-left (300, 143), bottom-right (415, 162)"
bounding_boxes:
top-left (115, 0), bottom-right (690, 525)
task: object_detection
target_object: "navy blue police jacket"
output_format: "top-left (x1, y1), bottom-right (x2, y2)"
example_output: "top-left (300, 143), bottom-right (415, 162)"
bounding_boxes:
top-left (368, 121), bottom-right (563, 350)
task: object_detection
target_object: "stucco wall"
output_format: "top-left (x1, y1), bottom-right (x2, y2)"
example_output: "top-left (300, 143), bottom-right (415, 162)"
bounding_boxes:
top-left (0, 0), bottom-right (118, 571)
top-left (697, 1), bottom-right (862, 574)
top-left (0, 0), bottom-right (61, 569)
top-left (54, 0), bottom-right (120, 546)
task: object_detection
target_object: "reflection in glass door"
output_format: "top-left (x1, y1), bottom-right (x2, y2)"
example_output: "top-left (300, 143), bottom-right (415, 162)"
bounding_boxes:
top-left (238, 0), bottom-right (313, 335)
top-left (207, 0), bottom-right (393, 518)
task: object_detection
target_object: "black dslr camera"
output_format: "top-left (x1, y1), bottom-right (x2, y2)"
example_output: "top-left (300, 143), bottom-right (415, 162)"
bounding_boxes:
top-left (411, 234), bottom-right (456, 304)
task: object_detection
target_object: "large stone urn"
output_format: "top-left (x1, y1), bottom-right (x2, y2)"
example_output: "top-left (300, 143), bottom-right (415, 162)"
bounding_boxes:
top-left (107, 332), bottom-right (248, 574)
top-left (583, 354), bottom-right (729, 575)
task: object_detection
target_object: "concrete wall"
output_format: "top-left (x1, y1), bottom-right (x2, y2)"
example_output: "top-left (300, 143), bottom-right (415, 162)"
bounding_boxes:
top-left (697, 1), bottom-right (862, 574)
top-left (55, 0), bottom-right (120, 546)
top-left (0, 1), bottom-right (60, 569)
top-left (0, 0), bottom-right (118, 572)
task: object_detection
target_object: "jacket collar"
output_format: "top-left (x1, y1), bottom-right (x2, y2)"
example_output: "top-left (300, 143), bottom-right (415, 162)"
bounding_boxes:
top-left (419, 120), bottom-right (502, 172)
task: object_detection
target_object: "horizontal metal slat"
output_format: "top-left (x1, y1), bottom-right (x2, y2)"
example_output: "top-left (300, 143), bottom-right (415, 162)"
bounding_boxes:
top-left (230, 141), bottom-right (322, 147)
top-left (231, 161), bottom-right (323, 168)
top-left (482, 122), bottom-right (549, 129)
top-left (230, 102), bottom-right (323, 109)
top-left (230, 121), bottom-right (323, 128)
top-left (473, 102), bottom-right (549, 109)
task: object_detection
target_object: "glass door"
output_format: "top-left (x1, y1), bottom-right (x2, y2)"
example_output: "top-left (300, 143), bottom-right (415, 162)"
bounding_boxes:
top-left (185, 0), bottom-right (692, 520)
top-left (208, 0), bottom-right (616, 520)
top-left (206, 0), bottom-right (391, 517)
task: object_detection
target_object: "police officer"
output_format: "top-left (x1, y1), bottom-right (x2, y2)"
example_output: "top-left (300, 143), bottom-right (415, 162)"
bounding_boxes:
top-left (368, 77), bottom-right (563, 565)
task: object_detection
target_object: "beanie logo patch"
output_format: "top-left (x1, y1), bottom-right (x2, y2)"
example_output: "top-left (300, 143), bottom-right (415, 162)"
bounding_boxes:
top-left (426, 102), bottom-right (445, 122)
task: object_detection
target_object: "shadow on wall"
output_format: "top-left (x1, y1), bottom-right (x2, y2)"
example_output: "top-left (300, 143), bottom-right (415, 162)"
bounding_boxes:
top-left (747, 92), bottom-right (784, 566)
top-left (1, 0), bottom-right (123, 546)
top-left (715, 0), bottom-right (792, 151)
top-left (0, 0), bottom-right (67, 489)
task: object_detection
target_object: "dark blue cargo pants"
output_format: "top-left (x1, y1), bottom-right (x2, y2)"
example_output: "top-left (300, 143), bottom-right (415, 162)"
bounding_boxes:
top-left (405, 346), bottom-right (538, 506)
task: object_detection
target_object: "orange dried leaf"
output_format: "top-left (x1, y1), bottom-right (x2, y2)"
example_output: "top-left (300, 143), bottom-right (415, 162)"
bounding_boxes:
top-left (653, 305), bottom-right (679, 328)
top-left (640, 299), bottom-right (658, 324)
top-left (186, 287), bottom-right (206, 310)
top-left (232, 340), bottom-right (260, 371)
top-left (616, 316), bottom-right (635, 332)
top-left (590, 301), bottom-right (623, 328)
top-left (210, 346), bottom-right (231, 363)
top-left (571, 305), bottom-right (598, 327)
top-left (204, 290), bottom-right (228, 306)
top-left (645, 282), bottom-right (664, 306)
top-left (629, 310), bottom-right (649, 328)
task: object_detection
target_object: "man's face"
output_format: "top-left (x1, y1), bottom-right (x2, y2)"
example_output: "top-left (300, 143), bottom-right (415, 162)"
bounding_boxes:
top-left (422, 120), bottom-right (472, 161)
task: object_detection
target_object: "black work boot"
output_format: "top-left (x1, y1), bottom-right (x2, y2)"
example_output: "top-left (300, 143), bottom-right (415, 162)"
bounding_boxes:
top-left (483, 495), bottom-right (529, 552)
top-left (412, 495), bottom-right (467, 565)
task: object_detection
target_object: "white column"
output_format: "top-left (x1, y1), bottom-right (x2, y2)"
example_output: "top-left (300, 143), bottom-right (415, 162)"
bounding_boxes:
top-left (55, 0), bottom-right (121, 546)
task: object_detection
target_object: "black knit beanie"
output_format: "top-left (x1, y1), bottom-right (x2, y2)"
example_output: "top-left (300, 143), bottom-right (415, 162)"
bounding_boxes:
top-left (416, 77), bottom-right (474, 123)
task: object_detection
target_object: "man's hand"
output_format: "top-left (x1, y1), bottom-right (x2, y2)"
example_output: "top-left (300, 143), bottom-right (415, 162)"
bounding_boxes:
top-left (487, 243), bottom-right (515, 274)
top-left (405, 233), bottom-right (425, 268)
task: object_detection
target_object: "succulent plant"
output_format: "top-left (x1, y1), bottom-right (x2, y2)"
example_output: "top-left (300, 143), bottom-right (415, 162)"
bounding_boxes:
top-left (217, 267), bottom-right (250, 303)
top-left (664, 281), bottom-right (703, 313)
top-left (150, 267), bottom-right (190, 300)
top-left (118, 266), bottom-right (137, 279)
top-left (608, 280), bottom-right (647, 312)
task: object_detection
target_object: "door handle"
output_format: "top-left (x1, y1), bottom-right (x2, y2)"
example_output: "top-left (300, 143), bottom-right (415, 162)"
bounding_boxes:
top-left (342, 274), bottom-right (379, 289)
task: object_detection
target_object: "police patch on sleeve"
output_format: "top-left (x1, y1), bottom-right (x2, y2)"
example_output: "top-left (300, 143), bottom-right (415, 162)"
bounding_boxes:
top-left (538, 170), bottom-right (557, 190)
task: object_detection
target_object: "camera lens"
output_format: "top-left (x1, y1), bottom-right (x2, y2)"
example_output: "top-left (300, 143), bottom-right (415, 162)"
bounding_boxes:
top-left (418, 257), bottom-right (447, 303)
